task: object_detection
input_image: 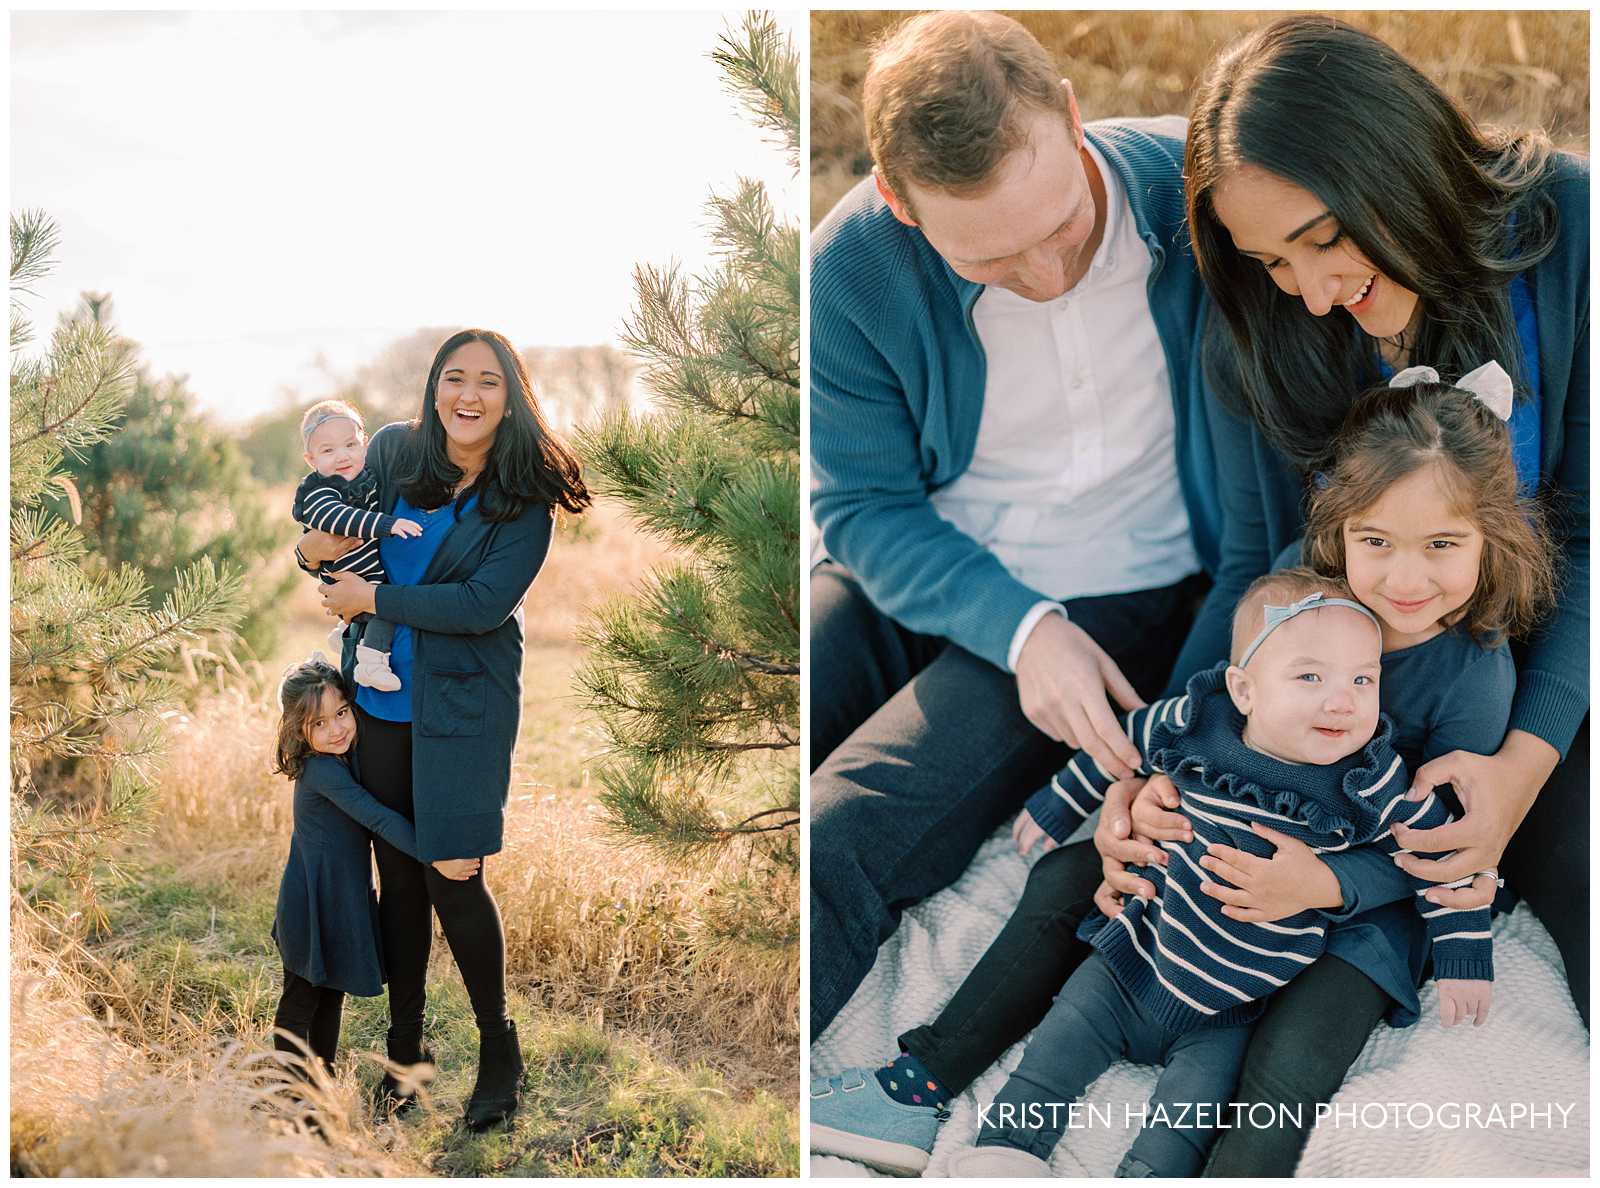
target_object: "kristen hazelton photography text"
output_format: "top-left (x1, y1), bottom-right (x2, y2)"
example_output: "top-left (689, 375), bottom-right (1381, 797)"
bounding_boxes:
top-left (11, 10), bottom-right (798, 1177)
top-left (975, 1099), bottom-right (1582, 1135)
top-left (808, 8), bottom-right (1588, 1181)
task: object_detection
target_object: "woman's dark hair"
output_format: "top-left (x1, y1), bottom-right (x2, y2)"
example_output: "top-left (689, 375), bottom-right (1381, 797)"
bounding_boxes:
top-left (272, 657), bottom-right (354, 780)
top-left (1304, 381), bottom-right (1557, 647)
top-left (397, 328), bottom-right (591, 523)
top-left (1186, 15), bottom-right (1561, 471)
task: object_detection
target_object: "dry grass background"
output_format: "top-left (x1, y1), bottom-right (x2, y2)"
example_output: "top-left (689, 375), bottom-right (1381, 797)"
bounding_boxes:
top-left (11, 493), bottom-right (798, 1177)
top-left (811, 10), bottom-right (1590, 225)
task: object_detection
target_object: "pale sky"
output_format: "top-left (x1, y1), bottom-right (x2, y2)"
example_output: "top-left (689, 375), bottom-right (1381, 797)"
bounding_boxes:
top-left (11, 10), bottom-right (802, 423)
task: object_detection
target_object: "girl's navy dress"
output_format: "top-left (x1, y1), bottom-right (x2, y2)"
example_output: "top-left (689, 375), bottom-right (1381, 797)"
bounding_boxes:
top-left (272, 753), bottom-right (420, 996)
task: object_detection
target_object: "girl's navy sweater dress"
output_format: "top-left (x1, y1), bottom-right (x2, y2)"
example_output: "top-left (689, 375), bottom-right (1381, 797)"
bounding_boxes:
top-left (272, 753), bottom-right (420, 997)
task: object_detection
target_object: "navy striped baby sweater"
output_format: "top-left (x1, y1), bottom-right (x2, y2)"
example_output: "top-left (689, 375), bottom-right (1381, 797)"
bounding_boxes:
top-left (1025, 664), bottom-right (1494, 1033)
top-left (292, 467), bottom-right (394, 586)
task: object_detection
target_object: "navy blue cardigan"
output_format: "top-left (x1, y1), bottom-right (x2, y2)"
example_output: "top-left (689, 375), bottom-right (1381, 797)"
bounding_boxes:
top-left (273, 754), bottom-right (419, 996)
top-left (337, 422), bottom-right (554, 862)
top-left (1169, 154), bottom-right (1589, 760)
top-left (811, 117), bottom-right (1222, 670)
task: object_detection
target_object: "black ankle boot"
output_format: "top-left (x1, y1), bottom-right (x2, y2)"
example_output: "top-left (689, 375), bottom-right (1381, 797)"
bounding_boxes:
top-left (464, 1020), bottom-right (526, 1132)
top-left (376, 1027), bottom-right (434, 1116)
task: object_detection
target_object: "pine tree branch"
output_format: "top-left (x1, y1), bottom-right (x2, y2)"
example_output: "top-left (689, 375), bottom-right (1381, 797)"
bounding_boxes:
top-left (13, 360), bottom-right (121, 451)
top-left (701, 736), bottom-right (796, 753)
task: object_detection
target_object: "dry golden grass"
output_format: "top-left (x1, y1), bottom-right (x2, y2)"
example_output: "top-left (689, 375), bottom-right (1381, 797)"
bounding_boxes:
top-left (811, 9), bottom-right (1591, 224)
top-left (11, 898), bottom-right (418, 1177)
top-left (13, 489), bottom-right (797, 1176)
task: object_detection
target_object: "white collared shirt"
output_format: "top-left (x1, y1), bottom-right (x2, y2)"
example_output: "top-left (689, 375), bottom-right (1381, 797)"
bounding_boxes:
top-left (928, 141), bottom-right (1200, 670)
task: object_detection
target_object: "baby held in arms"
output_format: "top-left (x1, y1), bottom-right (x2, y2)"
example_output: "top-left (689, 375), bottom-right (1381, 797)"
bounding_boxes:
top-left (947, 569), bottom-right (1492, 1177)
top-left (940, 569), bottom-right (1491, 1184)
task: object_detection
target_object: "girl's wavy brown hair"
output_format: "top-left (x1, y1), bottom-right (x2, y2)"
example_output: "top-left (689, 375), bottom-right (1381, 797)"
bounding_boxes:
top-left (272, 657), bottom-right (354, 780)
top-left (1304, 380), bottom-right (1557, 647)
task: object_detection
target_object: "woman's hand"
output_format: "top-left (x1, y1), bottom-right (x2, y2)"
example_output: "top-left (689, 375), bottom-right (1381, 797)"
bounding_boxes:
top-left (320, 570), bottom-right (377, 622)
top-left (298, 529), bottom-right (363, 567)
top-left (1198, 822), bottom-right (1343, 921)
top-left (1391, 730), bottom-right (1560, 900)
top-left (1094, 778), bottom-right (1165, 903)
top-left (432, 857), bottom-right (481, 881)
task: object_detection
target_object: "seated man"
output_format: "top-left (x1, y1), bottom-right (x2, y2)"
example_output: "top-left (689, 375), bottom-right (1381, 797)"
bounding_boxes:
top-left (810, 9), bottom-right (1222, 1047)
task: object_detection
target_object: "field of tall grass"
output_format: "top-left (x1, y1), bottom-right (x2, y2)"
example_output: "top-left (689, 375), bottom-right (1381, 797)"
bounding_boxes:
top-left (11, 496), bottom-right (798, 1177)
top-left (811, 9), bottom-right (1590, 225)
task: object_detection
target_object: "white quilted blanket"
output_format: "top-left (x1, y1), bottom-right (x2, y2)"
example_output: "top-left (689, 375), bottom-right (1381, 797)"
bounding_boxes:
top-left (812, 824), bottom-right (1589, 1177)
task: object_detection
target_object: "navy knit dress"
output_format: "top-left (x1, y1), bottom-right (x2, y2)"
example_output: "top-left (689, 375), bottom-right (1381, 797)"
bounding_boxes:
top-left (272, 754), bottom-right (421, 996)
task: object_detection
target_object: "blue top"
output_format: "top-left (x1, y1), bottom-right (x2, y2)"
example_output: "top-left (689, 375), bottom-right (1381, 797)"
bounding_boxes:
top-left (1171, 153), bottom-right (1586, 759)
top-left (810, 117), bottom-right (1222, 672)
top-left (1507, 270), bottom-right (1543, 493)
top-left (355, 491), bottom-right (478, 723)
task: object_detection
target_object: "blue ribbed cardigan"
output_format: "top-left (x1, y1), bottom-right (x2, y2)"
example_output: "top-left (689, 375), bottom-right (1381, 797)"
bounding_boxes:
top-left (810, 118), bottom-right (1222, 671)
top-left (1168, 154), bottom-right (1589, 759)
top-left (1028, 666), bottom-right (1493, 1033)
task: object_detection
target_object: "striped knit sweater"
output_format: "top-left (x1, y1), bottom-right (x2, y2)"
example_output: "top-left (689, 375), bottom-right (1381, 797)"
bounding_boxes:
top-left (292, 467), bottom-right (394, 586)
top-left (1024, 664), bottom-right (1494, 1033)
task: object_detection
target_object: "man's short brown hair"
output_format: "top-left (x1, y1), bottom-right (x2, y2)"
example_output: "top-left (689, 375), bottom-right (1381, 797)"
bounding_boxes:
top-left (863, 11), bottom-right (1070, 207)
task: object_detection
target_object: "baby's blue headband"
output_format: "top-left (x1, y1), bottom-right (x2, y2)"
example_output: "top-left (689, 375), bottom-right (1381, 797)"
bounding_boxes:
top-left (1239, 591), bottom-right (1381, 669)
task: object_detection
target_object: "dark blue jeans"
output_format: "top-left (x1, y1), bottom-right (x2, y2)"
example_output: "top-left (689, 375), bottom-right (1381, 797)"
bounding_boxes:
top-left (809, 563), bottom-right (1204, 1040)
top-left (976, 953), bottom-right (1251, 1176)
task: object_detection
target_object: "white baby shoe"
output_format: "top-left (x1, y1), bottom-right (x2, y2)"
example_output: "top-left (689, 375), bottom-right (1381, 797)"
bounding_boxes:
top-left (352, 643), bottom-right (402, 692)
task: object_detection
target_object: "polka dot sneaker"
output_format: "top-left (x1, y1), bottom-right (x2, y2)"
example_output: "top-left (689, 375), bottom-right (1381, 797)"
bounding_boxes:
top-left (809, 1067), bottom-right (944, 1176)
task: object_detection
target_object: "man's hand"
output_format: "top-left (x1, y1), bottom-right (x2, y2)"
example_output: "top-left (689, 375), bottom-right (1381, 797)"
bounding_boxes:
top-left (1094, 778), bottom-right (1163, 902)
top-left (1012, 807), bottom-right (1058, 857)
top-left (1197, 822), bottom-right (1342, 921)
top-left (1437, 978), bottom-right (1492, 1027)
top-left (298, 529), bottom-right (363, 567)
top-left (431, 858), bottom-right (481, 881)
top-left (1015, 613), bottom-right (1144, 780)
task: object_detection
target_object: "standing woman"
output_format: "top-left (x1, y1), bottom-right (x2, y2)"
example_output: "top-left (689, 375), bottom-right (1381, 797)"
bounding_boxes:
top-left (1169, 15), bottom-right (1587, 1174)
top-left (300, 329), bottom-right (590, 1129)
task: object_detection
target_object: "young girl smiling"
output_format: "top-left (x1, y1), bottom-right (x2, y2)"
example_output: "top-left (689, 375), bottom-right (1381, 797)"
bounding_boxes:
top-left (269, 658), bottom-right (478, 1092)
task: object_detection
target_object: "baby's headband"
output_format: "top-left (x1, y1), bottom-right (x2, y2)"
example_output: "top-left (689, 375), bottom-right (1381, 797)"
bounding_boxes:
top-left (301, 407), bottom-right (363, 446)
top-left (1388, 359), bottom-right (1512, 421)
top-left (1239, 591), bottom-right (1381, 669)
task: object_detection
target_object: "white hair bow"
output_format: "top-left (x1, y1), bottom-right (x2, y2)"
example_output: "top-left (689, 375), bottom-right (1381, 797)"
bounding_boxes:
top-left (1388, 360), bottom-right (1514, 421)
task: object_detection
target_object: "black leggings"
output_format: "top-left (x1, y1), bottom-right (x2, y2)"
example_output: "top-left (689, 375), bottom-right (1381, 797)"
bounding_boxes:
top-left (274, 968), bottom-right (345, 1075)
top-left (356, 705), bottom-right (510, 1035)
top-left (904, 718), bottom-right (1589, 1175)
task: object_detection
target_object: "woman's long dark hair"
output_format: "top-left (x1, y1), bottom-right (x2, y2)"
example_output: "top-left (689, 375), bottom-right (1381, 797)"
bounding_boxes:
top-left (1186, 15), bottom-right (1561, 471)
top-left (397, 328), bottom-right (591, 523)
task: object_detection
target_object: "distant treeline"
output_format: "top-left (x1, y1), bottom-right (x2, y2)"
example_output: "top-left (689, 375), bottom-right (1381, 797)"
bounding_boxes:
top-left (239, 330), bottom-right (638, 485)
